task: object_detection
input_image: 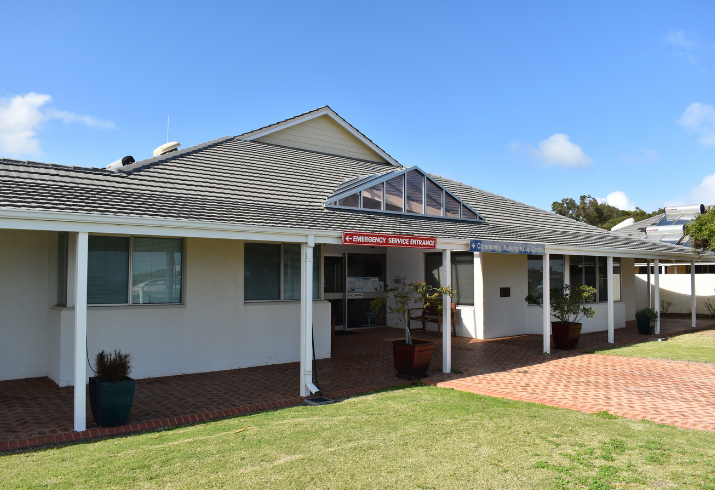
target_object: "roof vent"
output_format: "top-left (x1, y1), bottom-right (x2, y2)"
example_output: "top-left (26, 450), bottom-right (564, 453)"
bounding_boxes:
top-left (105, 155), bottom-right (136, 172)
top-left (610, 217), bottom-right (635, 231)
top-left (153, 141), bottom-right (181, 157)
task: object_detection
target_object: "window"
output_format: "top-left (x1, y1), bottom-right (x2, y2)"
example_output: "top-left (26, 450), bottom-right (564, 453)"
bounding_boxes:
top-left (131, 237), bottom-right (183, 304)
top-left (325, 167), bottom-right (484, 222)
top-left (425, 179), bottom-right (442, 216)
top-left (566, 255), bottom-right (621, 303)
top-left (244, 243), bottom-right (321, 301)
top-left (88, 236), bottom-right (130, 304)
top-left (424, 252), bottom-right (474, 305)
top-left (527, 255), bottom-right (564, 304)
top-left (87, 236), bottom-right (183, 305)
top-left (405, 170), bottom-right (424, 214)
top-left (385, 175), bottom-right (404, 212)
top-left (362, 183), bottom-right (383, 210)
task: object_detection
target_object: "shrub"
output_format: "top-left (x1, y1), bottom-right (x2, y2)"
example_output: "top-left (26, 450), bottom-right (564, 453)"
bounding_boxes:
top-left (94, 350), bottom-right (132, 382)
top-left (660, 300), bottom-right (673, 314)
top-left (636, 307), bottom-right (658, 320)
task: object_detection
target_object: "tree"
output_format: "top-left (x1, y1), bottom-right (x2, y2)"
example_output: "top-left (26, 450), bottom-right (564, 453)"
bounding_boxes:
top-left (684, 207), bottom-right (715, 252)
top-left (551, 195), bottom-right (663, 230)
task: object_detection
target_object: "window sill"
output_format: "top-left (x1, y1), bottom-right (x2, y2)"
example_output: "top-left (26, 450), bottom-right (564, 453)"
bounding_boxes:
top-left (51, 304), bottom-right (186, 310)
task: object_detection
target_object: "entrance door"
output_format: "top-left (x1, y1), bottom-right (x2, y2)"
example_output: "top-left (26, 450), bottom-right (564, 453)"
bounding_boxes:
top-left (323, 254), bottom-right (346, 329)
top-left (346, 253), bottom-right (387, 329)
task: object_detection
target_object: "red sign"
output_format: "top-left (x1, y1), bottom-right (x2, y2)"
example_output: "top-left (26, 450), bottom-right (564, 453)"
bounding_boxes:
top-left (342, 231), bottom-right (437, 249)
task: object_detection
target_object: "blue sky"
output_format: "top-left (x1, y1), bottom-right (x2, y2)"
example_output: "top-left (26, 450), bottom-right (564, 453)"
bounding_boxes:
top-left (2, 1), bottom-right (714, 212)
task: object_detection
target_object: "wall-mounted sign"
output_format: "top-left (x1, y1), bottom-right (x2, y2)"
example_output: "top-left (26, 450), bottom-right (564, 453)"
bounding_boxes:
top-left (343, 231), bottom-right (437, 249)
top-left (470, 240), bottom-right (545, 255)
top-left (347, 292), bottom-right (364, 299)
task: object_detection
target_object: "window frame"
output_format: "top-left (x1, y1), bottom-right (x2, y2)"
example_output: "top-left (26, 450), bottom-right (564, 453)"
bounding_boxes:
top-left (244, 242), bottom-right (323, 303)
top-left (87, 234), bottom-right (185, 307)
top-left (526, 254), bottom-right (623, 306)
top-left (423, 251), bottom-right (475, 306)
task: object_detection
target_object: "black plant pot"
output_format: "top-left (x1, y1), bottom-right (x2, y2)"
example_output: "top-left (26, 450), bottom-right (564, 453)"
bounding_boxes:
top-left (89, 377), bottom-right (135, 427)
top-left (636, 316), bottom-right (655, 335)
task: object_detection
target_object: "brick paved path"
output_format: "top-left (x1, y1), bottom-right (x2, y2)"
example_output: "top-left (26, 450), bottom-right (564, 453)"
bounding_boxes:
top-left (1, 318), bottom-right (714, 449)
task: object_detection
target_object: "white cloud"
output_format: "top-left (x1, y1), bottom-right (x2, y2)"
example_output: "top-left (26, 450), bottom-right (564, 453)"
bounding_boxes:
top-left (621, 148), bottom-right (659, 164)
top-left (663, 30), bottom-right (692, 49)
top-left (0, 92), bottom-right (115, 156)
top-left (678, 102), bottom-right (715, 147)
top-left (520, 133), bottom-right (592, 168)
top-left (665, 173), bottom-right (715, 206)
top-left (599, 191), bottom-right (636, 211)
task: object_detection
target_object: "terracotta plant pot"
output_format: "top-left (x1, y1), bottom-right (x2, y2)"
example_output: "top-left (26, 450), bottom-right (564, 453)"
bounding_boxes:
top-left (551, 322), bottom-right (582, 350)
top-left (392, 339), bottom-right (434, 378)
top-left (636, 316), bottom-right (655, 335)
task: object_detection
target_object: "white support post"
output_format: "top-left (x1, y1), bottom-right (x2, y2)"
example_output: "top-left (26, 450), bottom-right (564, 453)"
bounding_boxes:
top-left (74, 232), bottom-right (88, 432)
top-left (691, 260), bottom-right (697, 328)
top-left (299, 237), bottom-right (315, 397)
top-left (473, 252), bottom-right (484, 339)
top-left (442, 248), bottom-right (452, 373)
top-left (543, 253), bottom-right (551, 354)
top-left (607, 256), bottom-right (614, 344)
top-left (646, 259), bottom-right (651, 308)
top-left (654, 259), bottom-right (660, 335)
top-left (563, 255), bottom-right (570, 287)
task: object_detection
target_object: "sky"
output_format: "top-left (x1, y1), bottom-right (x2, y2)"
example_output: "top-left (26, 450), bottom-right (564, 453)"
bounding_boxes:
top-left (1, 1), bottom-right (714, 213)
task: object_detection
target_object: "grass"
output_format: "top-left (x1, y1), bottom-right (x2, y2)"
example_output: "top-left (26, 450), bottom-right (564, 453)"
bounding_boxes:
top-left (594, 329), bottom-right (715, 364)
top-left (3, 384), bottom-right (715, 489)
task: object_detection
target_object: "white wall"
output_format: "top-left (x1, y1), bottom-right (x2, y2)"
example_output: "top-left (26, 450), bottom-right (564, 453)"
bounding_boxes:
top-left (255, 115), bottom-right (388, 163)
top-left (635, 273), bottom-right (715, 314)
top-left (0, 230), bottom-right (53, 381)
top-left (2, 233), bottom-right (331, 386)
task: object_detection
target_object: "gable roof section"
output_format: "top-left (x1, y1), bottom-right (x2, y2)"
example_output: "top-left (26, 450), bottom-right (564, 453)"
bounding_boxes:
top-left (324, 166), bottom-right (486, 222)
top-left (237, 106), bottom-right (400, 166)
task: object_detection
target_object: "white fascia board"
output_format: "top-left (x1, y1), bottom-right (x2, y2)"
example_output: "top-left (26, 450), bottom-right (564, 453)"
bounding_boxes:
top-left (240, 107), bottom-right (401, 167)
top-left (0, 209), bottom-right (343, 244)
top-left (544, 244), bottom-right (702, 261)
top-left (436, 238), bottom-right (471, 251)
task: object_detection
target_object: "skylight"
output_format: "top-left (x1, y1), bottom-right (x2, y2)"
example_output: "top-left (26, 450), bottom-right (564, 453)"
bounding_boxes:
top-left (325, 167), bottom-right (484, 222)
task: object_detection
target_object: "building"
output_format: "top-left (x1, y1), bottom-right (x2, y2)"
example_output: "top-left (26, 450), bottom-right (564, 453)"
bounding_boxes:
top-left (612, 206), bottom-right (715, 314)
top-left (1, 106), bottom-right (710, 432)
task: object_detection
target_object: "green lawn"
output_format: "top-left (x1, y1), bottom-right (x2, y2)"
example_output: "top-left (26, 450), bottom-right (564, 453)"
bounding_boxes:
top-left (595, 329), bottom-right (715, 364)
top-left (2, 384), bottom-right (715, 489)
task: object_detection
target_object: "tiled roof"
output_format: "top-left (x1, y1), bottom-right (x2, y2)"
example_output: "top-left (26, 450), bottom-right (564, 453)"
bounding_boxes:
top-left (0, 140), bottom-right (697, 256)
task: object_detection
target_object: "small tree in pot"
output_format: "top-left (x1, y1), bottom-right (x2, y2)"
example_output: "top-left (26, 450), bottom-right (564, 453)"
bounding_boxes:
top-left (526, 285), bottom-right (596, 350)
top-left (371, 282), bottom-right (456, 378)
top-left (635, 307), bottom-right (658, 335)
top-left (89, 350), bottom-right (135, 427)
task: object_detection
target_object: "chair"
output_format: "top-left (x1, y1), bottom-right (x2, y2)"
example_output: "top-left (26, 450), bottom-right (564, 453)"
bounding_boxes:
top-left (408, 303), bottom-right (457, 336)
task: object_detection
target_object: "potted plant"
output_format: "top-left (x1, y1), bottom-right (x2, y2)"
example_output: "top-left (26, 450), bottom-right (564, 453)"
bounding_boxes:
top-left (89, 350), bottom-right (135, 427)
top-left (525, 284), bottom-right (596, 350)
top-left (371, 282), bottom-right (455, 378)
top-left (635, 307), bottom-right (658, 335)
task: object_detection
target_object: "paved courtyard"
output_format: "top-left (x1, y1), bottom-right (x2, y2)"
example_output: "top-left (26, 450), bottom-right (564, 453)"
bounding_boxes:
top-left (1, 317), bottom-right (714, 449)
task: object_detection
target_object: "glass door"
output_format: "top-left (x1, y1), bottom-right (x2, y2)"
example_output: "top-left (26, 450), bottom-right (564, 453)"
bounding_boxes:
top-left (346, 253), bottom-right (387, 329)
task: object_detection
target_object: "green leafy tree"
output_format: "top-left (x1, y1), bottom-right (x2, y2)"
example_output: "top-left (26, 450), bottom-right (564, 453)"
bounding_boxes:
top-left (684, 207), bottom-right (715, 252)
top-left (551, 195), bottom-right (663, 230)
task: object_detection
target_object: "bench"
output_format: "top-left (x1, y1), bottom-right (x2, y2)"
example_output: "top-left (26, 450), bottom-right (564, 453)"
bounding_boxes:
top-left (408, 303), bottom-right (457, 336)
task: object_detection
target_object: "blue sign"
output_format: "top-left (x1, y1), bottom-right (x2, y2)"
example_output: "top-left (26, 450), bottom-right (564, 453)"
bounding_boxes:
top-left (470, 240), bottom-right (545, 255)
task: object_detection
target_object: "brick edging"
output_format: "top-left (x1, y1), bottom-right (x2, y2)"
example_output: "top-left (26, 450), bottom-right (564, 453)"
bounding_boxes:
top-left (0, 383), bottom-right (397, 452)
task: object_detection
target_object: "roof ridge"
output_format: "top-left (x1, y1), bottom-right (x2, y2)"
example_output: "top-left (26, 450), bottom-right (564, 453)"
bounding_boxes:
top-left (119, 136), bottom-right (235, 174)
